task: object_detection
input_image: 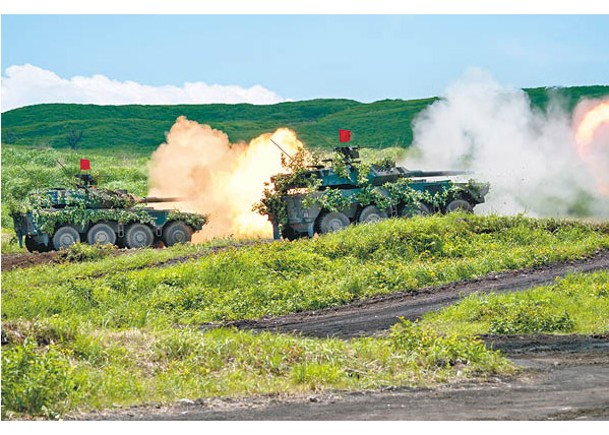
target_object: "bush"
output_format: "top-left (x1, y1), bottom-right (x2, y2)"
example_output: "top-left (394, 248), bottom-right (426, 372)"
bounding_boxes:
top-left (488, 301), bottom-right (575, 334)
top-left (390, 319), bottom-right (503, 371)
top-left (1, 338), bottom-right (78, 418)
top-left (55, 242), bottom-right (115, 264)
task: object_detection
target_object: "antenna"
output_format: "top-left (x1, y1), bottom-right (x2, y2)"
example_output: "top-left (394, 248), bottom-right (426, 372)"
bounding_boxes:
top-left (270, 139), bottom-right (293, 161)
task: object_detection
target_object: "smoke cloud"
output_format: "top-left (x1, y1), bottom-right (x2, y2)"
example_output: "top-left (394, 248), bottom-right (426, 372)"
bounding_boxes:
top-left (147, 117), bottom-right (302, 240)
top-left (409, 69), bottom-right (609, 218)
top-left (1, 64), bottom-right (287, 112)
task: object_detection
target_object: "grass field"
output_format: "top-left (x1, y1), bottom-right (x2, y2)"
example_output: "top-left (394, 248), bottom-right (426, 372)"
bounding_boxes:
top-left (4, 215), bottom-right (609, 326)
top-left (3, 214), bottom-right (609, 418)
top-left (3, 90), bottom-right (609, 419)
top-left (1, 319), bottom-right (510, 419)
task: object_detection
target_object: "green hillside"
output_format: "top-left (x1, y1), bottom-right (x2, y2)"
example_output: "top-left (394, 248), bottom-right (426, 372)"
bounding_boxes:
top-left (2, 85), bottom-right (608, 152)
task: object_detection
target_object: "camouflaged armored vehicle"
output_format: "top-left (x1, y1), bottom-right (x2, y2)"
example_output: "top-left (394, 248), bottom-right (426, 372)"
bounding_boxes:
top-left (12, 173), bottom-right (207, 252)
top-left (260, 146), bottom-right (489, 240)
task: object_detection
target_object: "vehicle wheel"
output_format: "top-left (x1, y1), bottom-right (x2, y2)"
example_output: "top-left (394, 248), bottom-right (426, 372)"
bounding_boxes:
top-left (358, 205), bottom-right (388, 223)
top-left (25, 236), bottom-right (52, 253)
top-left (125, 224), bottom-right (154, 249)
top-left (319, 212), bottom-right (350, 234)
top-left (445, 199), bottom-right (473, 213)
top-left (52, 225), bottom-right (81, 250)
top-left (162, 221), bottom-right (193, 247)
top-left (401, 203), bottom-right (431, 218)
top-left (281, 226), bottom-right (304, 241)
top-left (87, 222), bottom-right (117, 245)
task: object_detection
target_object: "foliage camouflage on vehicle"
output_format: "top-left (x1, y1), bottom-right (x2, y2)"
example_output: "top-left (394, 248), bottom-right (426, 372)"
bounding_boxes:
top-left (256, 146), bottom-right (489, 239)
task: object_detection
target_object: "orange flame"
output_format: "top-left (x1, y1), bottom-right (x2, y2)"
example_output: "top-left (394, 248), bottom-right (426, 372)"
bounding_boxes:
top-left (574, 100), bottom-right (609, 196)
top-left (147, 116), bottom-right (303, 240)
top-left (575, 101), bottom-right (609, 152)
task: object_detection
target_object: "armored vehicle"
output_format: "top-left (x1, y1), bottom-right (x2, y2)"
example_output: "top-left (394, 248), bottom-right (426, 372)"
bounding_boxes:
top-left (12, 173), bottom-right (207, 252)
top-left (261, 146), bottom-right (489, 240)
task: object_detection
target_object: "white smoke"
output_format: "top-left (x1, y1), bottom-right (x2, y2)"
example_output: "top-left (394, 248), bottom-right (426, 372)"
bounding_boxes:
top-left (409, 69), bottom-right (608, 218)
top-left (1, 64), bottom-right (287, 112)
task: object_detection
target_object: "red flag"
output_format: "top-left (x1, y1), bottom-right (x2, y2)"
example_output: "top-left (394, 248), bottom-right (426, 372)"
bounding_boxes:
top-left (80, 159), bottom-right (91, 171)
top-left (339, 129), bottom-right (351, 143)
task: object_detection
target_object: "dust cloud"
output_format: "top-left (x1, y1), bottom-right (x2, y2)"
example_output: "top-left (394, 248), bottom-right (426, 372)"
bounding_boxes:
top-left (147, 116), bottom-right (302, 240)
top-left (408, 69), bottom-right (609, 218)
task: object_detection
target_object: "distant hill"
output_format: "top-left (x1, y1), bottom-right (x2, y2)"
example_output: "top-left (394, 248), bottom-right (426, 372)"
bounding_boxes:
top-left (2, 85), bottom-right (608, 152)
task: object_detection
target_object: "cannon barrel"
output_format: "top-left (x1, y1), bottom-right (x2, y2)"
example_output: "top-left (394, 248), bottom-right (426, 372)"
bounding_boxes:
top-left (403, 170), bottom-right (470, 177)
top-left (136, 196), bottom-right (183, 203)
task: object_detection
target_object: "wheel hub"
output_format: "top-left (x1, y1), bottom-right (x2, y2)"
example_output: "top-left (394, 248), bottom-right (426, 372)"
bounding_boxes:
top-left (173, 231), bottom-right (185, 242)
top-left (95, 232), bottom-right (109, 243)
top-left (60, 234), bottom-right (76, 247)
top-left (329, 219), bottom-right (344, 231)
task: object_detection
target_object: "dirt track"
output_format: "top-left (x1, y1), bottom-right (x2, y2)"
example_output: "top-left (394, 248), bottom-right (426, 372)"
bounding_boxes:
top-left (1, 250), bottom-right (60, 271)
top-left (65, 250), bottom-right (609, 421)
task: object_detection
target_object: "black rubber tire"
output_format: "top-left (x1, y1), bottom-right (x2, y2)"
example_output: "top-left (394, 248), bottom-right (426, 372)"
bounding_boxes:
top-left (25, 236), bottom-right (52, 253)
top-left (401, 203), bottom-right (431, 218)
top-left (319, 212), bottom-right (350, 234)
top-left (162, 221), bottom-right (193, 247)
top-left (52, 225), bottom-right (81, 251)
top-left (125, 224), bottom-right (154, 249)
top-left (281, 226), bottom-right (304, 241)
top-left (445, 199), bottom-right (474, 213)
top-left (358, 205), bottom-right (388, 223)
top-left (87, 222), bottom-right (117, 246)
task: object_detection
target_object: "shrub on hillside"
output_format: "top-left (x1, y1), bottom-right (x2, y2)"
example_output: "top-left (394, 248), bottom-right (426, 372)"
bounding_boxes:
top-left (488, 301), bottom-right (574, 334)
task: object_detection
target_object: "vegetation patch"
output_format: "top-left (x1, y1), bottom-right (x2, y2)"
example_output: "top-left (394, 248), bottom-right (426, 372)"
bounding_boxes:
top-left (1, 229), bottom-right (22, 254)
top-left (55, 242), bottom-right (116, 264)
top-left (3, 214), bottom-right (609, 419)
top-left (423, 270), bottom-right (609, 336)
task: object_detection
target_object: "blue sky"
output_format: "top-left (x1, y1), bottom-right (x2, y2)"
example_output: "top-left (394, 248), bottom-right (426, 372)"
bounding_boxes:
top-left (2, 14), bottom-right (609, 109)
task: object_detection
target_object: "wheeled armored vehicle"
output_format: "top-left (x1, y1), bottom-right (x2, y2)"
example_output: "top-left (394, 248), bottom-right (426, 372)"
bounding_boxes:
top-left (261, 146), bottom-right (489, 240)
top-left (12, 173), bottom-right (207, 252)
